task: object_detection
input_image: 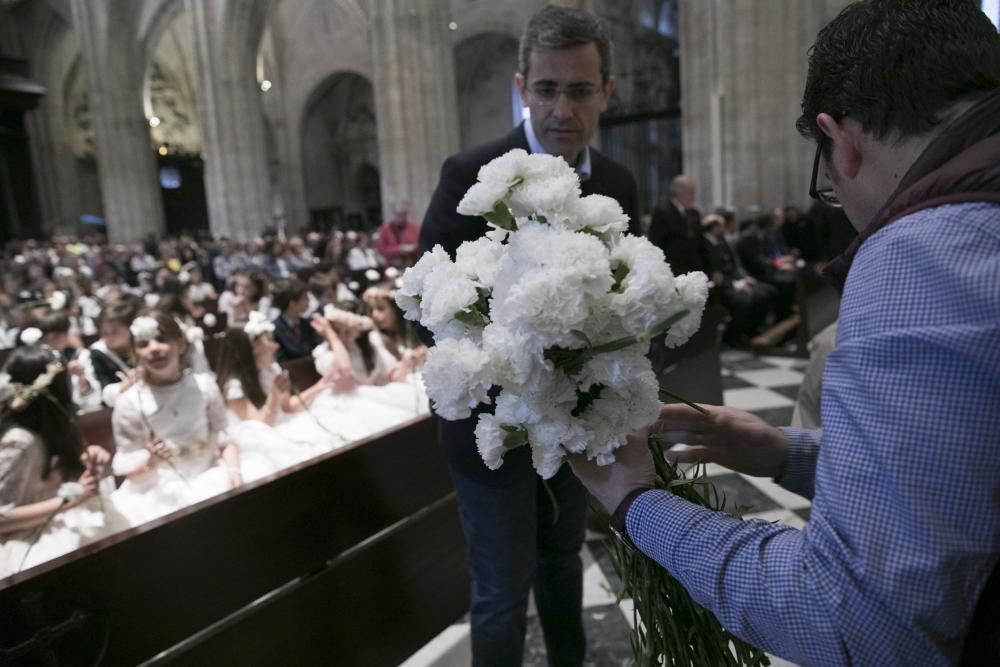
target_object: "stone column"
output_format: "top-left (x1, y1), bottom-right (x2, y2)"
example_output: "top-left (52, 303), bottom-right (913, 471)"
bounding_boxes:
top-left (69, 0), bottom-right (165, 243)
top-left (678, 0), bottom-right (852, 213)
top-left (369, 0), bottom-right (461, 223)
top-left (188, 0), bottom-right (272, 241)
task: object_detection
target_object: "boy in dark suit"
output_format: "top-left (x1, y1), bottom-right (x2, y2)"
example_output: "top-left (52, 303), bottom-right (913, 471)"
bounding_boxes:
top-left (271, 278), bottom-right (322, 363)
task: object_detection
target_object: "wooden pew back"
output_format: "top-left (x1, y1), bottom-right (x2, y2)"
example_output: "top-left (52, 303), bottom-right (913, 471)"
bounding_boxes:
top-left (0, 417), bottom-right (469, 666)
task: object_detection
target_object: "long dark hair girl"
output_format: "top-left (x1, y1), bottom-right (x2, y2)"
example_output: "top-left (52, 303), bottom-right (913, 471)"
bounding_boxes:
top-left (0, 345), bottom-right (84, 480)
top-left (215, 328), bottom-right (267, 409)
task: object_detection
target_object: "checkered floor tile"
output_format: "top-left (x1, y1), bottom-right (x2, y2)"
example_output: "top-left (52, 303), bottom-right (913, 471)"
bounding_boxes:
top-left (402, 351), bottom-right (812, 667)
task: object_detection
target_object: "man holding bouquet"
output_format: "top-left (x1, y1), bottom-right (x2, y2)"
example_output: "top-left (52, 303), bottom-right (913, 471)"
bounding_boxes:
top-left (420, 6), bottom-right (640, 665)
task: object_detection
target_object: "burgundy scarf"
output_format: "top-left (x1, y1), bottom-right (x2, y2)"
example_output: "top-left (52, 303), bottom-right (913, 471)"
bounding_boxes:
top-left (824, 89), bottom-right (1000, 292)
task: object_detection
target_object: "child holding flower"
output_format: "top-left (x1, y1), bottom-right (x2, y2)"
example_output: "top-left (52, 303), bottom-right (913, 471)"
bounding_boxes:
top-left (109, 311), bottom-right (256, 526)
top-left (0, 345), bottom-right (122, 576)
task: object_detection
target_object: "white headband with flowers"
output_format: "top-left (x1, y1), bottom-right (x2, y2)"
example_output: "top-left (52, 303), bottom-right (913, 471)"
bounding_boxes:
top-left (0, 358), bottom-right (65, 412)
top-left (323, 305), bottom-right (374, 331)
top-left (244, 311), bottom-right (275, 339)
top-left (130, 316), bottom-right (160, 342)
top-left (19, 327), bottom-right (43, 346)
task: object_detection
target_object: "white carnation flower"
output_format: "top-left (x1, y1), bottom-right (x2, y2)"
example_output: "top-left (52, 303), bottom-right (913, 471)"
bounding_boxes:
top-left (364, 268), bottom-right (381, 282)
top-left (130, 316), bottom-right (160, 341)
top-left (564, 194), bottom-right (630, 239)
top-left (420, 262), bottom-right (483, 339)
top-left (482, 324), bottom-right (548, 389)
top-left (455, 237), bottom-right (503, 288)
top-left (19, 327), bottom-right (43, 346)
top-left (474, 414), bottom-right (507, 470)
top-left (244, 311), bottom-right (274, 339)
top-left (664, 272), bottom-right (710, 348)
top-left (185, 326), bottom-right (205, 344)
top-left (457, 180), bottom-right (515, 218)
top-left (491, 225), bottom-right (613, 347)
top-left (506, 173), bottom-right (581, 221)
top-left (144, 293), bottom-right (160, 308)
top-left (202, 313), bottom-right (218, 328)
top-left (396, 245), bottom-right (452, 322)
top-left (49, 291), bottom-right (67, 311)
top-left (384, 267), bottom-right (400, 280)
top-left (608, 236), bottom-right (681, 335)
top-left (531, 442), bottom-right (567, 480)
top-left (422, 338), bottom-right (492, 420)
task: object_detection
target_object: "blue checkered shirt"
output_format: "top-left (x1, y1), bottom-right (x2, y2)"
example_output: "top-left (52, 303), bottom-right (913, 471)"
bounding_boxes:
top-left (627, 202), bottom-right (1000, 665)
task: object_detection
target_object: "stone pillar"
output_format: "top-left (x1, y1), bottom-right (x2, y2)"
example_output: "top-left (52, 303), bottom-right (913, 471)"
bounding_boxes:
top-left (369, 0), bottom-right (461, 223)
top-left (188, 0), bottom-right (272, 241)
top-left (678, 0), bottom-right (852, 213)
top-left (69, 0), bottom-right (165, 243)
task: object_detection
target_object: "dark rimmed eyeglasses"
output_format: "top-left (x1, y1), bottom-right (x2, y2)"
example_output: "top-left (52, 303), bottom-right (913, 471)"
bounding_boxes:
top-left (809, 135), bottom-right (841, 207)
top-left (527, 83), bottom-right (603, 106)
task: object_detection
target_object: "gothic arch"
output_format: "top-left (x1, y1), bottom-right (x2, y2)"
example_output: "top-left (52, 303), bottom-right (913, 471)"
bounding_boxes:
top-left (299, 71), bottom-right (380, 230)
top-left (454, 31), bottom-right (521, 150)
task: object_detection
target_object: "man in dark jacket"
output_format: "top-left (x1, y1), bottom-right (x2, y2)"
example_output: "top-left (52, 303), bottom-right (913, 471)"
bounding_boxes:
top-left (419, 6), bottom-right (638, 666)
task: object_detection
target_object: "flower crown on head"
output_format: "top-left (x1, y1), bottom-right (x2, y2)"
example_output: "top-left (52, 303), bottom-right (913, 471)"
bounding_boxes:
top-left (323, 305), bottom-right (374, 331)
top-left (362, 286), bottom-right (396, 305)
top-left (244, 311), bottom-right (275, 339)
top-left (130, 316), bottom-right (160, 341)
top-left (19, 327), bottom-right (43, 346)
top-left (0, 356), bottom-right (65, 413)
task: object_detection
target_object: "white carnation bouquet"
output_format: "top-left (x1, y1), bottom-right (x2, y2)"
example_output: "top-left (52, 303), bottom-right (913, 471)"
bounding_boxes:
top-left (396, 149), bottom-right (707, 478)
top-left (399, 150), bottom-right (769, 666)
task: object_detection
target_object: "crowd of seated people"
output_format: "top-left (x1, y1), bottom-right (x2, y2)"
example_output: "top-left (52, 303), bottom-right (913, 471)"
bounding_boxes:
top-left (0, 229), bottom-right (428, 578)
top-left (693, 204), bottom-right (853, 348)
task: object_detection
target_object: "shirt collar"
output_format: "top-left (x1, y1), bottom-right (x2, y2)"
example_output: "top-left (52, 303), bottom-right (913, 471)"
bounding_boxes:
top-left (523, 121), bottom-right (592, 182)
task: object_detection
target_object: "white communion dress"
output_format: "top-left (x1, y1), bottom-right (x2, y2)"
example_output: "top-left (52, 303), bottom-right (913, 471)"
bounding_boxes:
top-left (108, 371), bottom-right (270, 527)
top-left (223, 362), bottom-right (336, 471)
top-left (0, 428), bottom-right (128, 578)
top-left (310, 335), bottom-right (430, 441)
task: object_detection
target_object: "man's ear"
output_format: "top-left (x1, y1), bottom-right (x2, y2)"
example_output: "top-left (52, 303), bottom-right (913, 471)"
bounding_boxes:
top-left (816, 113), bottom-right (862, 179)
top-left (514, 72), bottom-right (527, 99)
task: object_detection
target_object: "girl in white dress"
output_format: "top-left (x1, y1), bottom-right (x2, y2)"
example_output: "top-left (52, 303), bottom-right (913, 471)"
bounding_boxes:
top-left (310, 306), bottom-right (429, 436)
top-left (215, 313), bottom-right (341, 467)
top-left (362, 286), bottom-right (428, 371)
top-left (109, 311), bottom-right (259, 527)
top-left (0, 345), bottom-right (123, 577)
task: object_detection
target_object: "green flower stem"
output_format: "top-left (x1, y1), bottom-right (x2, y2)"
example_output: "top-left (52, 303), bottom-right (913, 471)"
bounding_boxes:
top-left (545, 310), bottom-right (690, 377)
top-left (610, 436), bottom-right (770, 666)
top-left (291, 382), bottom-right (346, 446)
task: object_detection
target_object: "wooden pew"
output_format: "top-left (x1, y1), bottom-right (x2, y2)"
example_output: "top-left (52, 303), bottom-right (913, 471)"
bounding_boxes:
top-left (77, 407), bottom-right (115, 455)
top-left (282, 356), bottom-right (322, 391)
top-left (0, 417), bottom-right (469, 666)
top-left (752, 266), bottom-right (840, 358)
top-left (202, 332), bottom-right (226, 373)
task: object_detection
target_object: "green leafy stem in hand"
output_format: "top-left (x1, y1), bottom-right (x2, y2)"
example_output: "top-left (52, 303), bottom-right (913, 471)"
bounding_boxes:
top-left (544, 310), bottom-right (689, 377)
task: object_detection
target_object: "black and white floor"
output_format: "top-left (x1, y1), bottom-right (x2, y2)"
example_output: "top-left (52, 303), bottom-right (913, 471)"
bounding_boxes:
top-left (402, 351), bottom-right (811, 667)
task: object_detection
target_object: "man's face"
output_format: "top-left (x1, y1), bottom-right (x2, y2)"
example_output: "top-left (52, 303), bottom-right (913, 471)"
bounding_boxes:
top-left (516, 43), bottom-right (613, 166)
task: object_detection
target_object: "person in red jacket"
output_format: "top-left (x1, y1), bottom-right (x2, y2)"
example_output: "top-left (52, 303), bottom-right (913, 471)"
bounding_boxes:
top-left (375, 202), bottom-right (420, 268)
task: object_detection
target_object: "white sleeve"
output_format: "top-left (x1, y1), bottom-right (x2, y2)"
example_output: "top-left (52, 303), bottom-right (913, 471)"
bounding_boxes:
top-left (197, 374), bottom-right (236, 452)
top-left (312, 342), bottom-right (335, 377)
top-left (224, 378), bottom-right (245, 401)
top-left (102, 382), bottom-right (123, 407)
top-left (111, 390), bottom-right (152, 476)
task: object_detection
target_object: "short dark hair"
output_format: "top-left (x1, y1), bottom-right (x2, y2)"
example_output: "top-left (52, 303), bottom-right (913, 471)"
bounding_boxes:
top-left (519, 5), bottom-right (613, 82)
top-left (797, 0), bottom-right (1000, 143)
top-left (272, 278), bottom-right (308, 313)
top-left (37, 311), bottom-right (70, 335)
top-left (98, 301), bottom-right (137, 328)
